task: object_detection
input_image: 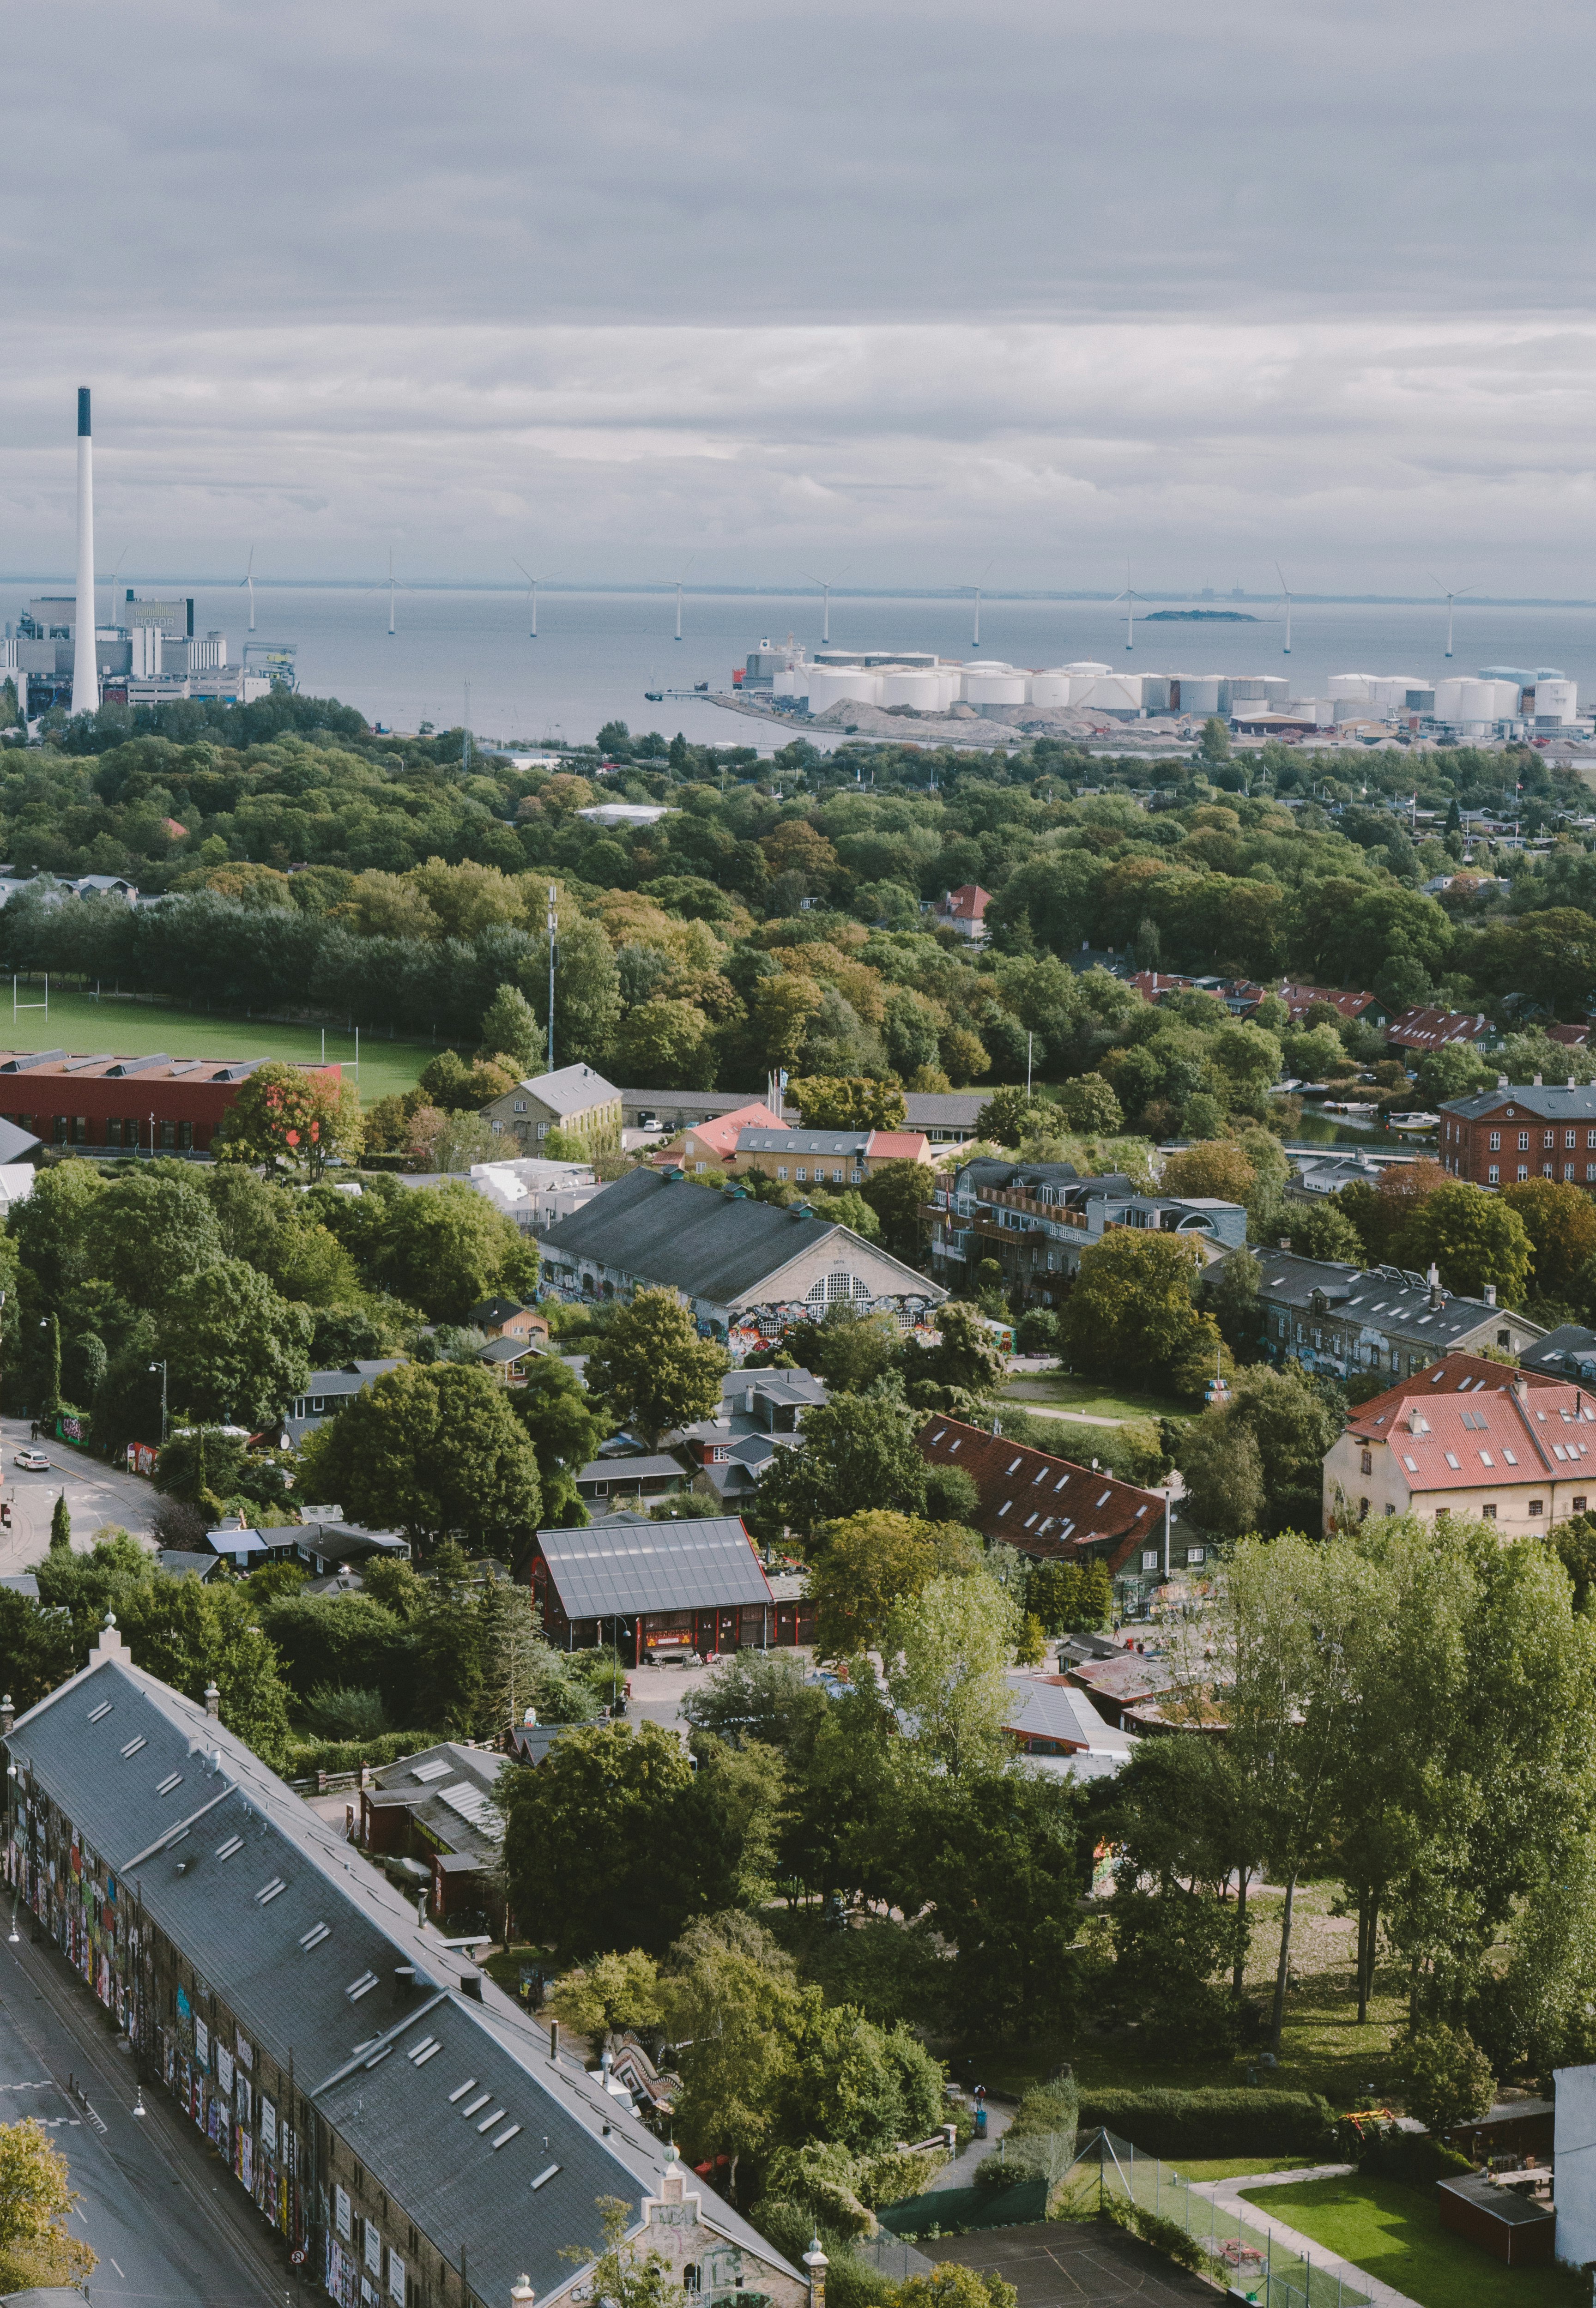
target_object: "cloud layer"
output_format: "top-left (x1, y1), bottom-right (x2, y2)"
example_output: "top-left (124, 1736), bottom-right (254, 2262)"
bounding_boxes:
top-left (8, 2), bottom-right (1596, 587)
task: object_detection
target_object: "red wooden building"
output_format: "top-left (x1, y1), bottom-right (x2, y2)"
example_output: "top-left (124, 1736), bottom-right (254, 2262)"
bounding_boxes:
top-left (0, 1048), bottom-right (340, 1152)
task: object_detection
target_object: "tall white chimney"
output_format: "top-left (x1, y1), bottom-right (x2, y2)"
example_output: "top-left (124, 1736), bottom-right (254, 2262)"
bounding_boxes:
top-left (71, 387), bottom-right (98, 718)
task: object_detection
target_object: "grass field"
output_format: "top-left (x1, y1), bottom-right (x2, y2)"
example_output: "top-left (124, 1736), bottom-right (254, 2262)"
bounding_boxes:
top-left (1172, 2155), bottom-right (1319, 2183)
top-left (1000, 1369), bottom-right (1189, 1425)
top-left (1239, 2174), bottom-right (1584, 2308)
top-left (0, 985), bottom-right (431, 1105)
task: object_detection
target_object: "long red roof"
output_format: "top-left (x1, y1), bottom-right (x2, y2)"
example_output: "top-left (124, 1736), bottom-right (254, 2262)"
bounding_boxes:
top-left (916, 1414), bottom-right (1166, 1571)
top-left (1346, 1351), bottom-right (1588, 1493)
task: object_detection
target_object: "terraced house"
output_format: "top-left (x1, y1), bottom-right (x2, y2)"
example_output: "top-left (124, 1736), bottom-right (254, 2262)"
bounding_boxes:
top-left (2, 1623), bottom-right (804, 2308)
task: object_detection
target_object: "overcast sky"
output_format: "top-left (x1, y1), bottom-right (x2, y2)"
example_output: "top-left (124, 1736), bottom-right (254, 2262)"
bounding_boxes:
top-left (6, 0), bottom-right (1595, 593)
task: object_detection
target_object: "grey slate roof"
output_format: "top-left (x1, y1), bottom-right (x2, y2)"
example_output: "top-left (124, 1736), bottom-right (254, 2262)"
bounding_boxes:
top-left (368, 1740), bottom-right (508, 1868)
top-left (736, 1128), bottom-right (868, 1156)
top-left (1001, 1672), bottom-right (1133, 1754)
top-left (1522, 1323), bottom-right (1596, 1380)
top-left (7, 1647), bottom-right (791, 2305)
top-left (0, 1118), bottom-right (42, 1164)
top-left (537, 1515), bottom-right (773, 1619)
top-left (1248, 1249), bottom-right (1541, 1349)
top-left (516, 1063), bottom-right (620, 1117)
top-left (541, 1164), bottom-right (939, 1308)
top-left (1444, 1083), bottom-right (1596, 1121)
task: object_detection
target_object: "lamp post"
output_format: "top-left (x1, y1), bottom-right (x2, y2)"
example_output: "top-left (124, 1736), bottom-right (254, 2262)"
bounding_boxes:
top-left (147, 1361), bottom-right (167, 1446)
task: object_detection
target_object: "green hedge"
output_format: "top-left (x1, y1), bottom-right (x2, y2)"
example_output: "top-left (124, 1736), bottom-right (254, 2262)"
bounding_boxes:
top-left (876, 2178), bottom-right (1047, 2236)
top-left (1078, 2087), bottom-right (1337, 2159)
top-left (1351, 2125), bottom-right (1474, 2187)
top-left (284, 1729), bottom-right (452, 1779)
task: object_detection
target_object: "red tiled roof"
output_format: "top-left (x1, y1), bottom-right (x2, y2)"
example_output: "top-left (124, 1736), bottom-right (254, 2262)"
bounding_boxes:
top-left (1129, 971), bottom-right (1201, 1001)
top-left (1386, 1006), bottom-right (1493, 1049)
top-left (661, 1103), bottom-right (784, 1162)
top-left (939, 885), bottom-right (991, 921)
top-left (1346, 1352), bottom-right (1587, 1494)
top-left (1279, 983), bottom-right (1380, 1023)
top-left (916, 1414), bottom-right (1165, 1572)
top-left (867, 1130), bottom-right (930, 1160)
top-left (1547, 1023), bottom-right (1591, 1049)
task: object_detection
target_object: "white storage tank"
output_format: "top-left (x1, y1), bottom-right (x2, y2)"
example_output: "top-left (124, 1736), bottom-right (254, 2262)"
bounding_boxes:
top-left (805, 667), bottom-right (880, 713)
top-left (1533, 677), bottom-right (1578, 724)
top-left (1329, 672), bottom-right (1372, 701)
top-left (1026, 670), bottom-right (1074, 707)
top-left (1431, 678), bottom-right (1469, 721)
top-left (934, 667), bottom-right (963, 710)
top-left (877, 668), bottom-right (941, 709)
top-left (1175, 674), bottom-right (1222, 715)
top-left (961, 669), bottom-right (1027, 707)
top-left (1063, 661), bottom-right (1112, 676)
top-left (773, 669), bottom-right (801, 699)
top-left (1074, 675), bottom-right (1144, 716)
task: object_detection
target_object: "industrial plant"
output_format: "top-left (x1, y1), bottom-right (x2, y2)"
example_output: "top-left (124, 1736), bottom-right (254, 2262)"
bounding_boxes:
top-left (0, 389), bottom-right (297, 723)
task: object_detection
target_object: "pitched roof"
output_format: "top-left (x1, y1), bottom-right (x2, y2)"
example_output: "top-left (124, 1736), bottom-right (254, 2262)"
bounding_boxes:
top-left (367, 1739), bottom-right (509, 1867)
top-left (1001, 1671), bottom-right (1133, 1754)
top-left (9, 1645), bottom-right (790, 2304)
top-left (535, 1515), bottom-right (774, 1619)
top-left (866, 1131), bottom-right (929, 1161)
top-left (1346, 1353), bottom-right (1595, 1491)
top-left (915, 1414), bottom-right (1165, 1571)
top-left (938, 885), bottom-right (991, 920)
top-left (539, 1165), bottom-right (942, 1309)
top-left (1522, 1324), bottom-right (1596, 1379)
top-left (1386, 1005), bottom-right (1494, 1049)
top-left (1246, 1249), bottom-right (1542, 1348)
top-left (1278, 982), bottom-right (1381, 1022)
top-left (737, 1128), bottom-right (869, 1156)
top-left (672, 1103), bottom-right (785, 1158)
top-left (515, 1063), bottom-right (620, 1117)
top-left (1443, 1082), bottom-right (1596, 1121)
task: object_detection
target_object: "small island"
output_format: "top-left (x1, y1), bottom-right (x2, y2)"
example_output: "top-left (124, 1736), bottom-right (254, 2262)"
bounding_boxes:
top-left (1146, 608), bottom-right (1260, 622)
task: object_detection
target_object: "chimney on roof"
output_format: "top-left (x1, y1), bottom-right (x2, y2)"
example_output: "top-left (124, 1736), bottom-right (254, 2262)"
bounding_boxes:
top-left (1512, 1373), bottom-right (1529, 1405)
top-left (459, 1971), bottom-right (483, 2002)
top-left (1534, 1073), bottom-right (1543, 1086)
top-left (1498, 1075), bottom-right (1509, 1088)
top-left (1427, 1262), bottom-right (1445, 1311)
top-left (204, 1682), bottom-right (220, 1719)
top-left (1280, 1238), bottom-right (1290, 1251)
top-left (0, 1696), bottom-right (12, 1736)
top-left (1570, 1079), bottom-right (1578, 1090)
top-left (511, 2281), bottom-right (535, 2308)
top-left (548, 2018), bottom-right (560, 2061)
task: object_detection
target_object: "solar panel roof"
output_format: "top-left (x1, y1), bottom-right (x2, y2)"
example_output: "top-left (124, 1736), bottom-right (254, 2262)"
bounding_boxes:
top-left (537, 1516), bottom-right (773, 1619)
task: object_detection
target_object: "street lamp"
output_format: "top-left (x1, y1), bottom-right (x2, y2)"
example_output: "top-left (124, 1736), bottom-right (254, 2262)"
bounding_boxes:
top-left (147, 1362), bottom-right (167, 1446)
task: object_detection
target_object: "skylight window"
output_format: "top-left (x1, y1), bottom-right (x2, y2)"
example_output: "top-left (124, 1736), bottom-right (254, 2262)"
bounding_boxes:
top-left (531, 2165), bottom-right (561, 2191)
top-left (1403, 1456), bottom-right (1418, 1472)
top-left (299, 1922), bottom-right (331, 1951)
top-left (948, 1438), bottom-right (961, 1452)
top-left (410, 1759), bottom-right (452, 1784)
top-left (120, 1735), bottom-right (147, 1758)
top-left (492, 2125), bottom-right (521, 2150)
top-left (1480, 1452), bottom-right (1494, 1468)
top-left (347, 1971), bottom-right (379, 2000)
top-left (1054, 1474), bottom-right (1069, 1492)
top-left (476, 2108), bottom-right (508, 2133)
top-left (87, 1701), bottom-right (112, 1723)
top-left (930, 1428), bottom-right (945, 1443)
top-left (998, 1501), bottom-right (1012, 1516)
top-left (255, 1877), bottom-right (286, 1905)
top-left (157, 1771), bottom-right (183, 1796)
top-left (1504, 1450), bottom-right (1518, 1464)
top-left (1445, 1452), bottom-right (1461, 1469)
top-left (460, 2092), bottom-right (491, 2118)
top-left (448, 2080), bottom-right (478, 2103)
top-left (407, 2037), bottom-right (439, 2063)
top-left (216, 1836), bottom-right (243, 1860)
top-left (1096, 1490), bottom-right (1112, 1507)
top-left (1006, 1458), bottom-right (1022, 1475)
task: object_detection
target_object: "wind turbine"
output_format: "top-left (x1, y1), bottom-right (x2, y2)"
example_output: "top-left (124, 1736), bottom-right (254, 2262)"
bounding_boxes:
top-left (666, 554), bottom-right (697, 642)
top-left (1113, 564), bottom-right (1143, 653)
top-left (239, 545), bottom-right (257, 634)
top-left (1276, 562), bottom-right (1293, 655)
top-left (956, 562), bottom-right (994, 649)
top-left (803, 566), bottom-right (849, 646)
top-left (1428, 573), bottom-right (1476, 659)
top-left (512, 558), bottom-right (557, 637)
top-left (366, 551), bottom-right (412, 636)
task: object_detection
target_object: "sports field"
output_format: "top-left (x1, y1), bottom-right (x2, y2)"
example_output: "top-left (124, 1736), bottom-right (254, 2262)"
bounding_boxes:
top-left (0, 985), bottom-right (431, 1105)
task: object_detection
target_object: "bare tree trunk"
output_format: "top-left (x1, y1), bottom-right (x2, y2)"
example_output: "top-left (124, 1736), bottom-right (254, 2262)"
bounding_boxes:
top-left (1232, 1865), bottom-right (1250, 1999)
top-left (1270, 1874), bottom-right (1296, 2053)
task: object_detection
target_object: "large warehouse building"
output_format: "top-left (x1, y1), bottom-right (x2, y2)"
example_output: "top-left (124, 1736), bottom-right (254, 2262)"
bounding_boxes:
top-left (0, 1048), bottom-right (341, 1152)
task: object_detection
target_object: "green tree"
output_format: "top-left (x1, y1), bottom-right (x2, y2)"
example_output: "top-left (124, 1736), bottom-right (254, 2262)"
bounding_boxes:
top-left (1054, 1075), bottom-right (1123, 1135)
top-left (500, 1719), bottom-right (695, 1959)
top-left (537, 911), bottom-right (623, 1067)
top-left (856, 1158), bottom-right (931, 1265)
top-left (513, 1355), bottom-right (607, 1531)
top-left (1198, 716), bottom-right (1231, 765)
top-left (1402, 2023), bottom-right (1494, 2136)
top-left (8, 1163), bottom-right (108, 1303)
top-left (40, 1314), bottom-right (61, 1423)
top-left (1501, 1178), bottom-right (1596, 1304)
top-left (751, 1393), bottom-right (928, 1544)
top-left (584, 1287), bottom-right (729, 1449)
top-left (214, 1059), bottom-right (364, 1178)
top-left (1400, 1180), bottom-right (1533, 1305)
top-left (662, 1912), bottom-right (802, 2202)
top-left (1199, 1245), bottom-right (1263, 1358)
top-left (780, 2003), bottom-right (945, 2157)
top-left (1287, 1201), bottom-right (1367, 1264)
top-left (680, 1735), bottom-right (789, 1918)
top-left (296, 1362), bottom-right (543, 1557)
top-left (563, 2193), bottom-right (684, 2308)
top-left (681, 1649), bottom-right (830, 1760)
top-left (369, 1179), bottom-right (528, 1321)
top-left (885, 1572), bottom-right (1018, 1777)
top-left (1159, 1142), bottom-right (1257, 1203)
top-left (48, 1496), bottom-right (69, 1554)
top-left (809, 1511), bottom-right (943, 1656)
top-left (81, 1169), bottom-right (223, 1307)
top-left (973, 1086), bottom-right (1044, 1147)
top-left (161, 1259), bottom-right (313, 1427)
top-left (480, 981), bottom-right (545, 1073)
top-left (1415, 1040), bottom-right (1490, 1105)
top-left (788, 1077), bottom-right (907, 1131)
top-left (613, 999), bottom-right (719, 1094)
top-left (544, 1949), bottom-right (661, 2050)
top-left (1063, 1230), bottom-right (1205, 1381)
top-left (0, 2119), bottom-right (96, 2288)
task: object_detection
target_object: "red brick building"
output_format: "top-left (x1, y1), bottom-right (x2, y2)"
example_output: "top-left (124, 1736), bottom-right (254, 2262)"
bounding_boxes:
top-left (0, 1049), bottom-right (340, 1153)
top-left (1440, 1081), bottom-right (1596, 1188)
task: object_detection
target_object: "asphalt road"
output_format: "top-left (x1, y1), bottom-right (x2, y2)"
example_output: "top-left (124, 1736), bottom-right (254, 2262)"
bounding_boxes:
top-left (0, 1915), bottom-right (294, 2308)
top-left (0, 1415), bottom-right (159, 1576)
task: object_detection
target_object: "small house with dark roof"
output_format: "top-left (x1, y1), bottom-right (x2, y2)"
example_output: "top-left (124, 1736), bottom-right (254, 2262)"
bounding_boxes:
top-left (360, 1740), bottom-right (510, 1935)
top-left (527, 1511), bottom-right (778, 1660)
top-left (538, 1163), bottom-right (943, 1347)
top-left (1000, 1669), bottom-right (1133, 1780)
top-left (276, 1357), bottom-right (405, 1447)
top-left (671, 1368), bottom-right (828, 1505)
top-left (466, 1298), bottom-right (550, 1345)
top-left (1522, 1323), bottom-right (1596, 1384)
top-left (916, 1415), bottom-right (1171, 1601)
top-left (1244, 1247), bottom-right (1542, 1381)
top-left (1324, 1350), bottom-right (1591, 1535)
top-left (575, 1453), bottom-right (686, 1506)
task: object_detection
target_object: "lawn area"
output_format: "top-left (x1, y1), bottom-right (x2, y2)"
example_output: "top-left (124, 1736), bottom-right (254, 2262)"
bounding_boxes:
top-left (1000, 1369), bottom-right (1189, 1424)
top-left (1172, 2155), bottom-right (1320, 2183)
top-left (0, 985), bottom-right (430, 1105)
top-left (1239, 2174), bottom-right (1585, 2308)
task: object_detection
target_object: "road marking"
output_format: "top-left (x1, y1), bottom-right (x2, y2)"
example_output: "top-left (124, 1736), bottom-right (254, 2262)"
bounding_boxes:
top-left (81, 2096), bottom-right (107, 2134)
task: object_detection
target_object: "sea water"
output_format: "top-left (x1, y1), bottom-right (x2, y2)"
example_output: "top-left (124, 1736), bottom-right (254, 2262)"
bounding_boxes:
top-left (12, 583), bottom-right (1596, 752)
